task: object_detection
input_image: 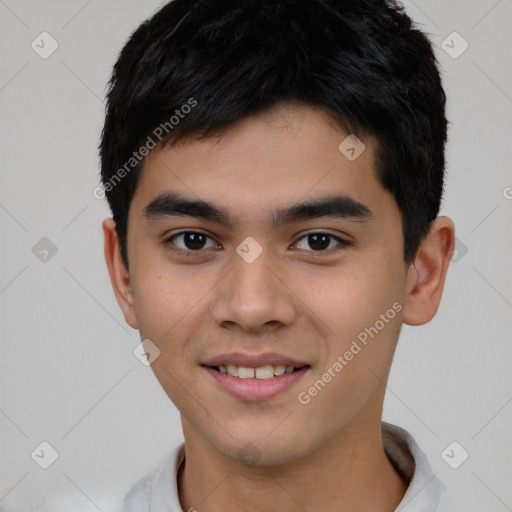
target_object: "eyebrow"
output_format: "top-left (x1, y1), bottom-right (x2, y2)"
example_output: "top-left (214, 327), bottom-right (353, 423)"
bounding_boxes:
top-left (142, 192), bottom-right (373, 228)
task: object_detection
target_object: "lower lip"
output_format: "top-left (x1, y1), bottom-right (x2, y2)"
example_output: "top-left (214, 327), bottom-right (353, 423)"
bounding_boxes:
top-left (203, 366), bottom-right (309, 402)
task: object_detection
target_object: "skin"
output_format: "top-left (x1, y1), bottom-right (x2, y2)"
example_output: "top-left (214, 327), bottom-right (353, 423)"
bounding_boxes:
top-left (103, 103), bottom-right (455, 512)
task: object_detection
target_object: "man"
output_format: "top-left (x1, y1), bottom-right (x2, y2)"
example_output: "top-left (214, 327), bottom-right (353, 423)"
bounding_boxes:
top-left (99, 0), bottom-right (456, 510)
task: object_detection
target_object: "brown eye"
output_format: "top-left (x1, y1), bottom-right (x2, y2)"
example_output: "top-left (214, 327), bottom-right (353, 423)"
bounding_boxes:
top-left (166, 231), bottom-right (218, 253)
top-left (294, 232), bottom-right (349, 252)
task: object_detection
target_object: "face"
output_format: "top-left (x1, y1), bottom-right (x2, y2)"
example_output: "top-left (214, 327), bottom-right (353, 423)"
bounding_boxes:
top-left (120, 104), bottom-right (411, 464)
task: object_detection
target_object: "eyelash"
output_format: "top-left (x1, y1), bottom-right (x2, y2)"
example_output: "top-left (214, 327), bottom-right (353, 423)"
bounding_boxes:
top-left (163, 230), bottom-right (352, 258)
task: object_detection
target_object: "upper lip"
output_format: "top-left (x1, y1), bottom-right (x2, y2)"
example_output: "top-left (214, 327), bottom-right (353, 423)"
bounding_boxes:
top-left (202, 352), bottom-right (309, 368)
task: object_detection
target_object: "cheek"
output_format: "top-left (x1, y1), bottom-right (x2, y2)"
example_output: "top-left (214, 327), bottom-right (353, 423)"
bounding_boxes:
top-left (131, 240), bottom-right (205, 320)
top-left (308, 260), bottom-right (401, 332)
top-left (130, 268), bottom-right (207, 404)
top-left (300, 250), bottom-right (405, 379)
top-left (131, 267), bottom-right (199, 352)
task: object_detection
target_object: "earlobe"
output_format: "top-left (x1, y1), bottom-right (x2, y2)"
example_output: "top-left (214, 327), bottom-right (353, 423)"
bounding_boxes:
top-left (102, 218), bottom-right (138, 329)
top-left (402, 216), bottom-right (455, 326)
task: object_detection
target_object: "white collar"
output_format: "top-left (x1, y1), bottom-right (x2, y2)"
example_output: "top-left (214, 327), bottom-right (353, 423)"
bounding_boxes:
top-left (121, 422), bottom-right (445, 512)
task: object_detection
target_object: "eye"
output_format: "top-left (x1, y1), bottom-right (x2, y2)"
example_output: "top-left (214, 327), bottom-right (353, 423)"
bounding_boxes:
top-left (293, 232), bottom-right (350, 253)
top-left (165, 231), bottom-right (219, 255)
top-left (163, 230), bottom-right (350, 258)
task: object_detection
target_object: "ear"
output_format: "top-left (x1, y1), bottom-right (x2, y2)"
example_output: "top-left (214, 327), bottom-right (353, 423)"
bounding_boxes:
top-left (102, 218), bottom-right (138, 329)
top-left (402, 216), bottom-right (455, 326)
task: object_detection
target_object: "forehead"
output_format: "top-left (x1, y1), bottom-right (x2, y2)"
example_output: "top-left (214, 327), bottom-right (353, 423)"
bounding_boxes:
top-left (129, 104), bottom-right (398, 230)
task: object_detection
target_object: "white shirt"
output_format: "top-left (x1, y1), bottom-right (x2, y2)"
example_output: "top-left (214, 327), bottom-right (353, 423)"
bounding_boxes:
top-left (120, 423), bottom-right (450, 512)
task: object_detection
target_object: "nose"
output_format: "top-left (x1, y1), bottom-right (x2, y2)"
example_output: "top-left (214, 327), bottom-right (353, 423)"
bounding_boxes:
top-left (209, 247), bottom-right (297, 335)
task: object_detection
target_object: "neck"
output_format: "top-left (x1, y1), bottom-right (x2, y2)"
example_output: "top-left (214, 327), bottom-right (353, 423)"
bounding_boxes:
top-left (177, 418), bottom-right (407, 512)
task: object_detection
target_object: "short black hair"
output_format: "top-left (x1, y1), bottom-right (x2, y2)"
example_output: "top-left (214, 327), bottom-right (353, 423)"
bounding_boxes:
top-left (100, 0), bottom-right (448, 268)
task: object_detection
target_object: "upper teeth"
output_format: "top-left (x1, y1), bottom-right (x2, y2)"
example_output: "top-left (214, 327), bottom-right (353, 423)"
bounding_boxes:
top-left (218, 364), bottom-right (295, 379)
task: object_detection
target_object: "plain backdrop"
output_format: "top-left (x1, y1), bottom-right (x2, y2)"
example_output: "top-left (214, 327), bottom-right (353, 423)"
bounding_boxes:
top-left (0, 1), bottom-right (511, 511)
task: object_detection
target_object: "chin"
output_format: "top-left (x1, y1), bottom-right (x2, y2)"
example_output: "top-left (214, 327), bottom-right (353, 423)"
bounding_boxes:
top-left (215, 428), bottom-right (314, 467)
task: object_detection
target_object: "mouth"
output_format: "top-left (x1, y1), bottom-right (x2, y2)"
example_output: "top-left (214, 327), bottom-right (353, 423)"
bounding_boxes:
top-left (205, 364), bottom-right (310, 380)
top-left (201, 354), bottom-right (311, 401)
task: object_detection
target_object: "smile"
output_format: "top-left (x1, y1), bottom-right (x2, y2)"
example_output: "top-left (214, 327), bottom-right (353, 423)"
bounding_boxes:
top-left (203, 364), bottom-right (310, 401)
top-left (210, 364), bottom-right (307, 380)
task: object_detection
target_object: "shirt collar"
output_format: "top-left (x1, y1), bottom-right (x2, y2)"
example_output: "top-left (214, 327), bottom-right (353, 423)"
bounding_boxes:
top-left (133, 422), bottom-right (445, 511)
top-left (382, 422), bottom-right (445, 511)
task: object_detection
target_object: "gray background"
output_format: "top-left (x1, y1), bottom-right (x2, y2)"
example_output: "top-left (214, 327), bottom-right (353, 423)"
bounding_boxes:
top-left (0, 0), bottom-right (511, 510)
